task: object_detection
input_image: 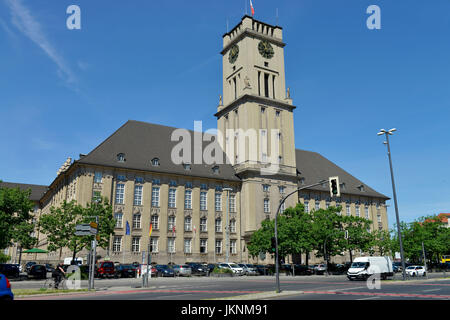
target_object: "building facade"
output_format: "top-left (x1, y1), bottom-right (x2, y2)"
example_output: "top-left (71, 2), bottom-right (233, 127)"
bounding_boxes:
top-left (9, 16), bottom-right (390, 266)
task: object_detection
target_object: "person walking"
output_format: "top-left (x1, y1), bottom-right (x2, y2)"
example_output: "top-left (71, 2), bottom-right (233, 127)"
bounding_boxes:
top-left (52, 263), bottom-right (66, 289)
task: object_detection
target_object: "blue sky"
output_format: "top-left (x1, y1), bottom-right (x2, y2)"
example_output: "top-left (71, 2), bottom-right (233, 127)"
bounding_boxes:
top-left (1, 0), bottom-right (449, 229)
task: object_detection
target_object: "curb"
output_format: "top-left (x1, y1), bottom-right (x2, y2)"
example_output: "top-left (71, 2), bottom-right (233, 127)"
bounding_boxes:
top-left (210, 290), bottom-right (304, 300)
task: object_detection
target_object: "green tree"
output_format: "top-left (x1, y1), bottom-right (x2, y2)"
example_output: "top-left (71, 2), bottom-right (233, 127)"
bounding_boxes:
top-left (0, 183), bottom-right (36, 250)
top-left (370, 229), bottom-right (392, 256)
top-left (82, 197), bottom-right (115, 252)
top-left (342, 215), bottom-right (373, 262)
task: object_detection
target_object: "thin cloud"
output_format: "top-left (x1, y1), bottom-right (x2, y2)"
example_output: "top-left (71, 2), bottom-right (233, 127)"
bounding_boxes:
top-left (4, 0), bottom-right (76, 85)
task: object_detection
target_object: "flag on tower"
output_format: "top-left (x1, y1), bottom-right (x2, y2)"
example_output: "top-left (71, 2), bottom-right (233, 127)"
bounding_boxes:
top-left (250, 0), bottom-right (255, 16)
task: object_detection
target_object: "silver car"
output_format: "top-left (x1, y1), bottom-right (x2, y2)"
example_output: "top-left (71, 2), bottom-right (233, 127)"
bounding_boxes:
top-left (172, 264), bottom-right (192, 277)
top-left (238, 263), bottom-right (257, 276)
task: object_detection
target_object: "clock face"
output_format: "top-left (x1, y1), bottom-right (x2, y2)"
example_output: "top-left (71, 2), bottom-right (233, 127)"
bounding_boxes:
top-left (258, 40), bottom-right (274, 59)
top-left (228, 44), bottom-right (239, 64)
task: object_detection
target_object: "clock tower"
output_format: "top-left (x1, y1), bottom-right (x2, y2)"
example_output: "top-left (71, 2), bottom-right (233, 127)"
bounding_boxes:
top-left (215, 15), bottom-right (299, 243)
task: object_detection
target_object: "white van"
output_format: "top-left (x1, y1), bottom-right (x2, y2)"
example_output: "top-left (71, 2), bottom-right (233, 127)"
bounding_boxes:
top-left (64, 257), bottom-right (83, 265)
top-left (347, 256), bottom-right (393, 281)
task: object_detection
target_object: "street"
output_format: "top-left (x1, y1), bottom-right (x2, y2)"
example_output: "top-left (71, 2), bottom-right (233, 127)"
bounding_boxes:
top-left (13, 272), bottom-right (450, 301)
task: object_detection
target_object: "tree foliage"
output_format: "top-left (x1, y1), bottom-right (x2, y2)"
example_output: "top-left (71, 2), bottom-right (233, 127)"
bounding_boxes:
top-left (39, 197), bottom-right (115, 261)
top-left (0, 184), bottom-right (36, 250)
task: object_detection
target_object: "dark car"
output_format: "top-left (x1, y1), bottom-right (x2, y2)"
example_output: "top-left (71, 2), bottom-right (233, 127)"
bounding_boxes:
top-left (205, 264), bottom-right (217, 275)
top-left (155, 264), bottom-right (175, 277)
top-left (115, 264), bottom-right (137, 278)
top-left (293, 264), bottom-right (314, 275)
top-left (25, 261), bottom-right (36, 273)
top-left (186, 263), bottom-right (207, 276)
top-left (0, 264), bottom-right (20, 279)
top-left (28, 264), bottom-right (47, 279)
top-left (44, 264), bottom-right (55, 274)
top-left (255, 265), bottom-right (273, 275)
top-left (95, 261), bottom-right (115, 278)
top-left (0, 273), bottom-right (13, 300)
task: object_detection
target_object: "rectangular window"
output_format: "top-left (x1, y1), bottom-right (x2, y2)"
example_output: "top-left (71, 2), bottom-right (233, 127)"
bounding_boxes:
top-left (200, 218), bottom-right (207, 232)
top-left (113, 236), bottom-right (122, 252)
top-left (184, 189), bottom-right (192, 209)
top-left (356, 205), bottom-right (361, 217)
top-left (134, 185), bottom-right (143, 206)
top-left (131, 237), bottom-right (140, 253)
top-left (184, 216), bottom-right (192, 232)
top-left (215, 218), bottom-right (222, 232)
top-left (304, 200), bottom-right (309, 213)
top-left (115, 183), bottom-right (125, 204)
top-left (215, 193), bottom-right (222, 211)
top-left (151, 187), bottom-right (160, 207)
top-left (150, 238), bottom-right (158, 253)
top-left (132, 214), bottom-right (141, 229)
top-left (151, 215), bottom-right (159, 230)
top-left (346, 204), bottom-right (350, 216)
top-left (135, 177), bottom-right (144, 184)
top-left (200, 191), bottom-right (207, 211)
top-left (230, 240), bottom-right (237, 254)
top-left (184, 239), bottom-right (192, 254)
top-left (169, 188), bottom-right (176, 208)
top-left (365, 206), bottom-right (369, 219)
top-left (229, 194), bottom-right (236, 213)
top-left (94, 172), bottom-right (102, 183)
top-left (117, 174), bottom-right (126, 181)
top-left (168, 238), bottom-right (175, 253)
top-left (279, 186), bottom-right (285, 194)
top-left (264, 199), bottom-right (270, 213)
top-left (230, 219), bottom-right (236, 233)
top-left (215, 240), bottom-right (222, 254)
top-left (258, 71), bottom-right (261, 96)
top-left (272, 75), bottom-right (276, 99)
top-left (280, 201), bottom-right (286, 212)
top-left (200, 239), bottom-right (207, 254)
top-left (263, 185), bottom-right (270, 192)
top-left (168, 216), bottom-right (176, 232)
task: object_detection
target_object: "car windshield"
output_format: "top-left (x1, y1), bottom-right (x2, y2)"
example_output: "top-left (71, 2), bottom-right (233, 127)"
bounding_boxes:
top-left (181, 265), bottom-right (189, 268)
top-left (229, 264), bottom-right (239, 268)
top-left (406, 266), bottom-right (415, 270)
top-left (351, 262), bottom-right (367, 268)
top-left (103, 262), bottom-right (113, 268)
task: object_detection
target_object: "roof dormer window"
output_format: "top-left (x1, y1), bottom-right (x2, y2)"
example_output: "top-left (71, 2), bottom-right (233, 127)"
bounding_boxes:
top-left (151, 158), bottom-right (160, 166)
top-left (117, 153), bottom-right (126, 162)
top-left (183, 163), bottom-right (191, 171)
top-left (212, 166), bottom-right (220, 174)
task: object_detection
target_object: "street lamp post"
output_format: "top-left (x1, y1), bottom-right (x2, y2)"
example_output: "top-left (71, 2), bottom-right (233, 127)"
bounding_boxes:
top-left (274, 179), bottom-right (328, 293)
top-left (377, 128), bottom-right (406, 281)
top-left (223, 188), bottom-right (233, 264)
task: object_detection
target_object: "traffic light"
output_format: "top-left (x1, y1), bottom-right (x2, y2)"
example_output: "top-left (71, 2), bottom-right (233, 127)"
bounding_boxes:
top-left (329, 176), bottom-right (340, 197)
top-left (270, 237), bottom-right (277, 253)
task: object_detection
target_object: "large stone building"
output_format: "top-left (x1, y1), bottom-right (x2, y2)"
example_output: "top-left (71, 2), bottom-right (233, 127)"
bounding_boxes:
top-left (8, 16), bottom-right (390, 265)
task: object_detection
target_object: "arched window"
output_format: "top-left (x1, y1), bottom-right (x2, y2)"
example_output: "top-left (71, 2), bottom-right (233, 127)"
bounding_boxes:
top-left (151, 158), bottom-right (160, 166)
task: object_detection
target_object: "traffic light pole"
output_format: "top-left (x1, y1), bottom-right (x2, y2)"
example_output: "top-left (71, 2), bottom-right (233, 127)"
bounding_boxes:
top-left (274, 179), bottom-right (328, 293)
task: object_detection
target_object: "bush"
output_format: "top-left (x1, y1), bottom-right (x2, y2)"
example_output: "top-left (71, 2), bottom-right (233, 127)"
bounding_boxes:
top-left (0, 253), bottom-right (10, 264)
top-left (212, 267), bottom-right (232, 274)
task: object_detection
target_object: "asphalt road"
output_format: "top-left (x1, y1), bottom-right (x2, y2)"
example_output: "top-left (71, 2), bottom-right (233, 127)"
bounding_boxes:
top-left (14, 272), bottom-right (450, 301)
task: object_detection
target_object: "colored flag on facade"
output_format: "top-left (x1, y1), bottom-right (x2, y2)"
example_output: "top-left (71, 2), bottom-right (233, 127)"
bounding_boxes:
top-left (126, 221), bottom-right (130, 235)
top-left (172, 226), bottom-right (176, 234)
top-left (250, 0), bottom-right (255, 16)
top-left (149, 223), bottom-right (153, 237)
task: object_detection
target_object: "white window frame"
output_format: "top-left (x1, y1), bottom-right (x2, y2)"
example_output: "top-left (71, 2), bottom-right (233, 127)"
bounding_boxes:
top-left (151, 215), bottom-right (159, 230)
top-left (184, 238), bottom-right (192, 254)
top-left (215, 218), bottom-right (222, 232)
top-left (150, 237), bottom-right (158, 253)
top-left (230, 219), bottom-right (236, 233)
top-left (200, 239), bottom-right (207, 254)
top-left (264, 198), bottom-right (270, 213)
top-left (215, 240), bottom-right (222, 254)
top-left (200, 191), bottom-right (207, 211)
top-left (168, 216), bottom-right (176, 232)
top-left (115, 183), bottom-right (125, 204)
top-left (94, 172), bottom-right (102, 183)
top-left (184, 189), bottom-right (192, 209)
top-left (131, 237), bottom-right (140, 253)
top-left (168, 188), bottom-right (177, 208)
top-left (132, 214), bottom-right (141, 229)
top-left (304, 200), bottom-right (309, 213)
top-left (134, 185), bottom-right (143, 206)
top-left (215, 192), bottom-right (222, 211)
top-left (230, 240), bottom-right (237, 254)
top-left (200, 218), bottom-right (207, 232)
top-left (168, 238), bottom-right (175, 253)
top-left (113, 236), bottom-right (122, 252)
top-left (184, 216), bottom-right (192, 232)
top-left (151, 186), bottom-right (160, 207)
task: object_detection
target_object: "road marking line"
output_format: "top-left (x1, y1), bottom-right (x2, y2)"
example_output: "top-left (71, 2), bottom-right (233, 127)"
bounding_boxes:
top-left (422, 288), bottom-right (441, 292)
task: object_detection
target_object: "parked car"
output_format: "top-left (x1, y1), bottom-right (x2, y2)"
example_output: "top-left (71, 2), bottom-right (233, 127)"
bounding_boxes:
top-left (12, 264), bottom-right (22, 273)
top-left (28, 264), bottom-right (47, 279)
top-left (172, 264), bottom-right (192, 277)
top-left (0, 273), bottom-right (13, 300)
top-left (218, 263), bottom-right (244, 275)
top-left (115, 264), bottom-right (137, 278)
top-left (95, 261), bottom-right (115, 278)
top-left (293, 264), bottom-right (314, 275)
top-left (255, 264), bottom-right (271, 275)
top-left (314, 264), bottom-right (327, 275)
top-left (204, 263), bottom-right (217, 275)
top-left (186, 263), bottom-right (208, 276)
top-left (44, 264), bottom-right (55, 274)
top-left (155, 265), bottom-right (175, 277)
top-left (405, 265), bottom-right (426, 277)
top-left (238, 264), bottom-right (258, 276)
top-left (0, 264), bottom-right (20, 279)
top-left (25, 261), bottom-right (36, 273)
